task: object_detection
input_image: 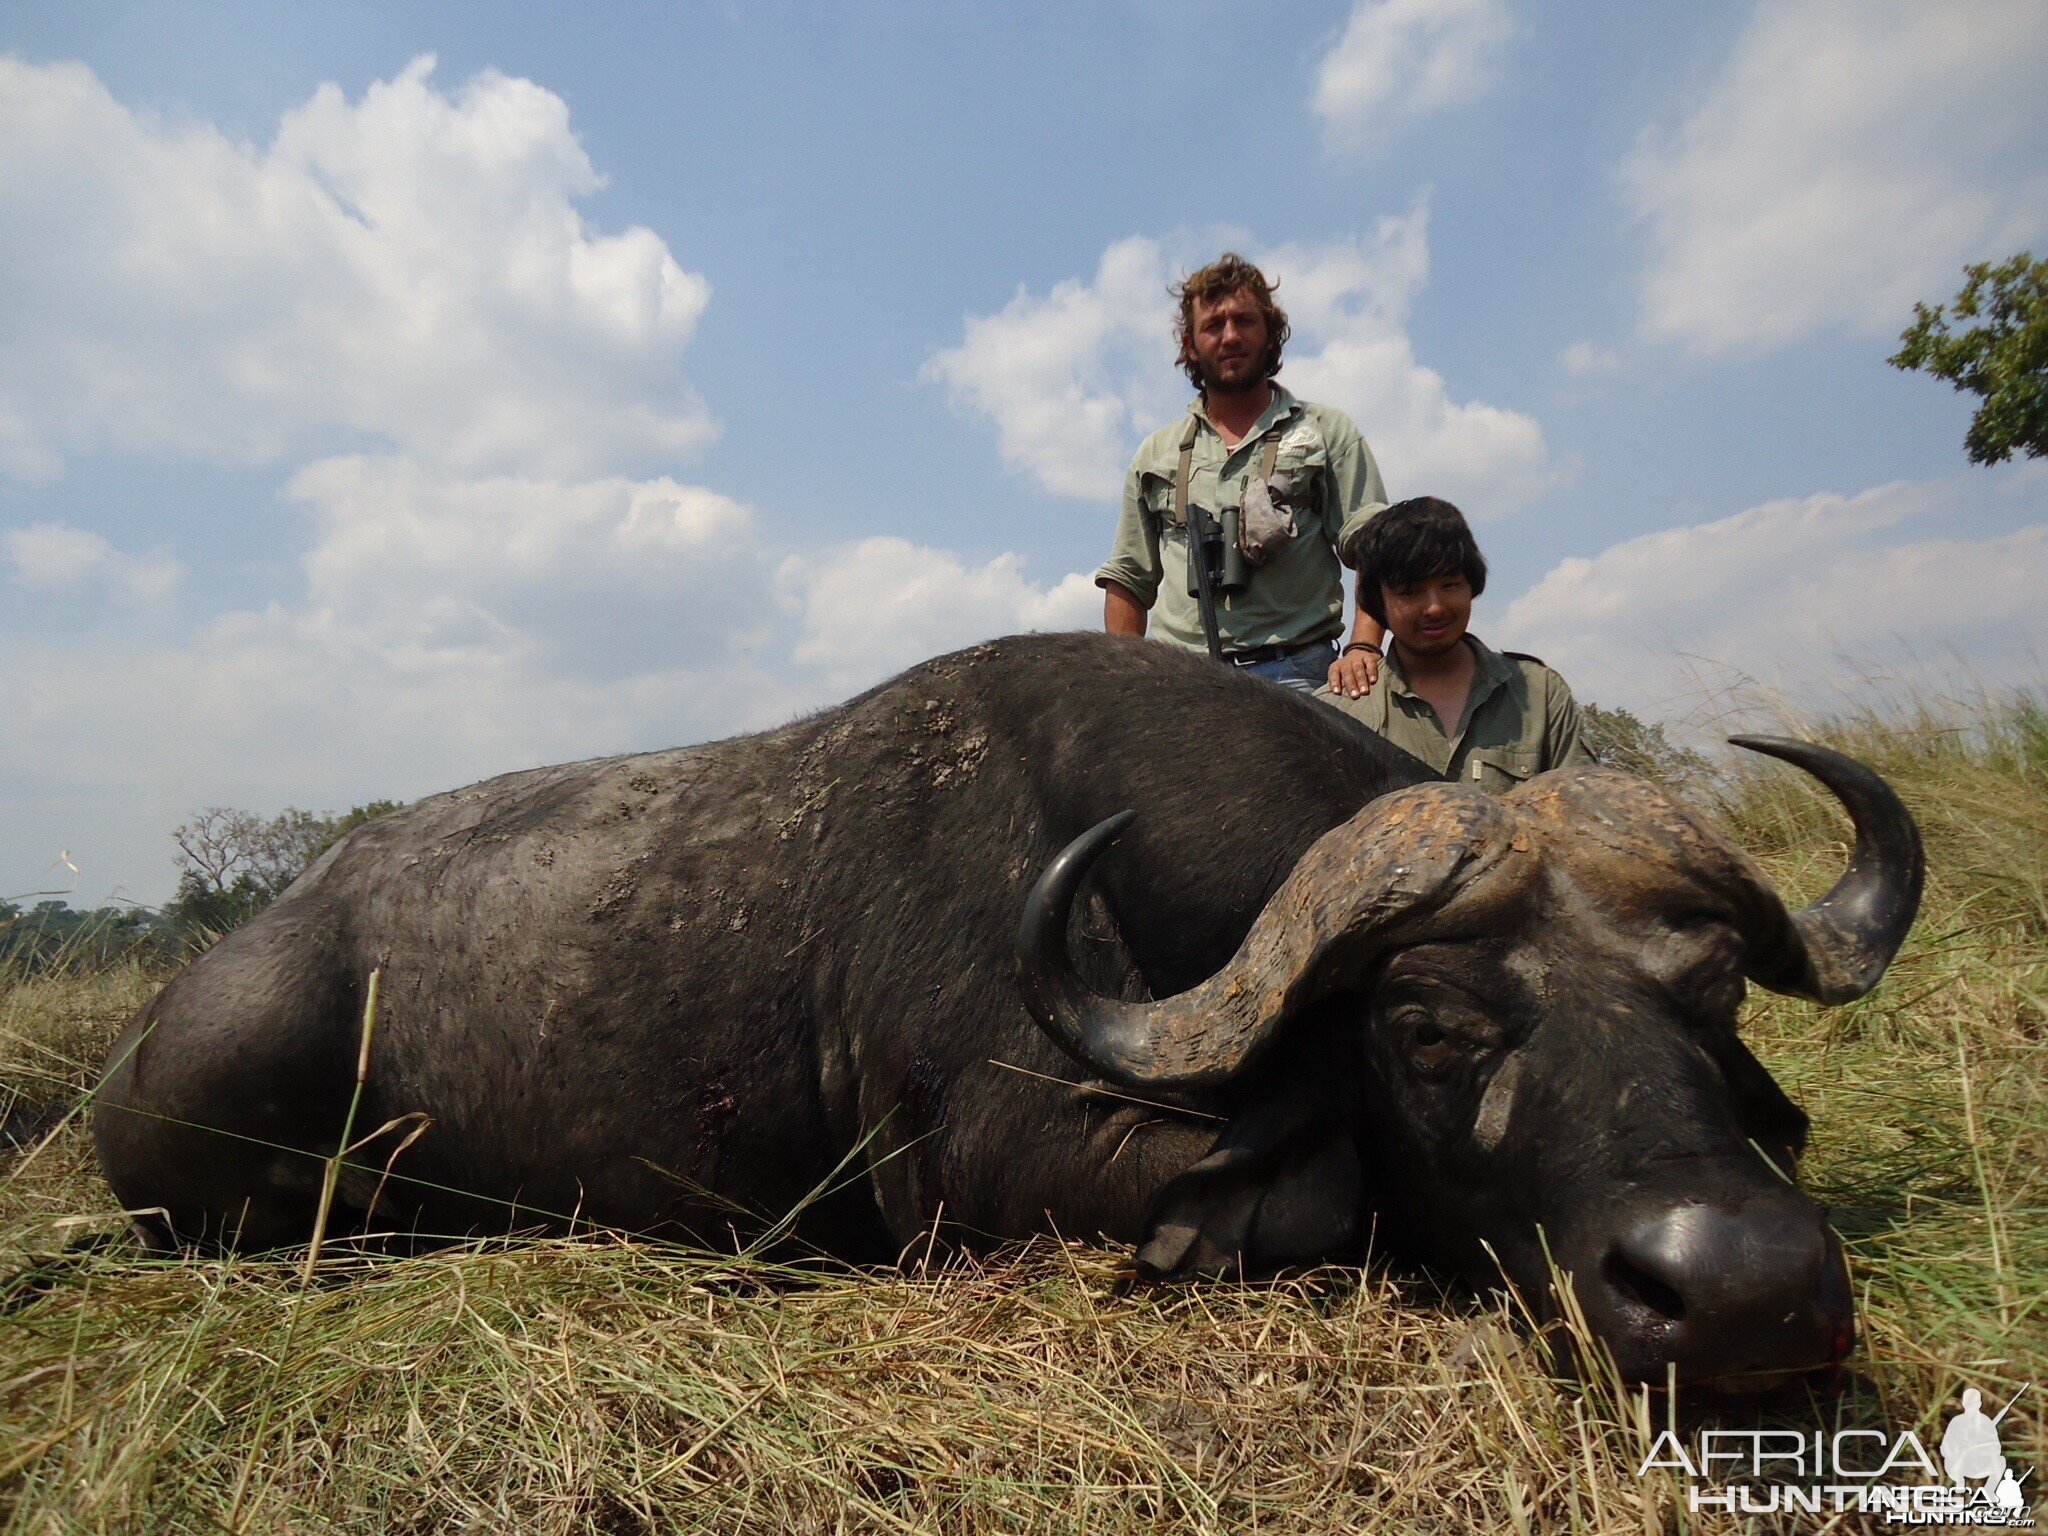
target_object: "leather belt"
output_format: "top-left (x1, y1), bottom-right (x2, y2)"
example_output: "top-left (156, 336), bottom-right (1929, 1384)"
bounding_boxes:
top-left (1225, 637), bottom-right (1337, 667)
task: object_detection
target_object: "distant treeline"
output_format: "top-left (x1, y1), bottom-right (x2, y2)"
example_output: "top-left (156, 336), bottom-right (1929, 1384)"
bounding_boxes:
top-left (3, 800), bottom-right (403, 975)
top-left (5, 711), bottom-right (1703, 976)
top-left (0, 900), bottom-right (176, 974)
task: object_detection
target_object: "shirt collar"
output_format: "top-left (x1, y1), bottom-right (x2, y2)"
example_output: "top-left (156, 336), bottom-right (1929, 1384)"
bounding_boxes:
top-left (1383, 633), bottom-right (1514, 705)
top-left (1189, 383), bottom-right (1301, 451)
top-left (1465, 633), bottom-right (1516, 692)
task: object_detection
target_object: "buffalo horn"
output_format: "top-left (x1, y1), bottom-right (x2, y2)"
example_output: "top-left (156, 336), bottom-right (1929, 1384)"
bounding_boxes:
top-left (1729, 735), bottom-right (1926, 1003)
top-left (1014, 790), bottom-right (1510, 1089)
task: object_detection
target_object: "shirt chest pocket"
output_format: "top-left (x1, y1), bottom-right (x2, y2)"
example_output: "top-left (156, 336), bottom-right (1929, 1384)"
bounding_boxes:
top-left (1271, 445), bottom-right (1326, 512)
top-left (1143, 466), bottom-right (1235, 533)
top-left (1465, 745), bottom-right (1540, 794)
top-left (1140, 471), bottom-right (1182, 528)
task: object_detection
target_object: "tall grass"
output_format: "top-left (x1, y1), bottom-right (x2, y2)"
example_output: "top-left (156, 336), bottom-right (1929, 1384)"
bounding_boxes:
top-left (0, 692), bottom-right (2042, 1533)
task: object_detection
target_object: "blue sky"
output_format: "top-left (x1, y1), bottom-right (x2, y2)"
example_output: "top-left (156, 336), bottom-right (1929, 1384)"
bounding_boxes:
top-left (3, 0), bottom-right (2044, 905)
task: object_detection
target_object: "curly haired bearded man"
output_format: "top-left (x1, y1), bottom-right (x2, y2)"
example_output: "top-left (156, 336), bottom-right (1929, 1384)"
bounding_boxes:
top-left (1095, 253), bottom-right (1392, 694)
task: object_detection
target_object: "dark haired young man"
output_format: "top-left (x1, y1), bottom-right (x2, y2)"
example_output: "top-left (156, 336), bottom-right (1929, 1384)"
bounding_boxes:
top-left (1095, 254), bottom-right (1392, 692)
top-left (1316, 497), bottom-right (1590, 790)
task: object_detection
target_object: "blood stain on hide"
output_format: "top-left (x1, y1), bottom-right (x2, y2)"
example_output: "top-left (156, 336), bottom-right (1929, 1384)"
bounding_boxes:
top-left (694, 1084), bottom-right (736, 1160)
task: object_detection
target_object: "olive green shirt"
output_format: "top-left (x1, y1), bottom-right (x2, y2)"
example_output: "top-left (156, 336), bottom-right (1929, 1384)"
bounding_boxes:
top-left (1095, 385), bottom-right (1389, 653)
top-left (1316, 635), bottom-right (1592, 791)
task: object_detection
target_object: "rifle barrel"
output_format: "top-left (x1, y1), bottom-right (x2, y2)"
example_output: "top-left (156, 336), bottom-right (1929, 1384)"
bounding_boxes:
top-left (1186, 502), bottom-right (1225, 661)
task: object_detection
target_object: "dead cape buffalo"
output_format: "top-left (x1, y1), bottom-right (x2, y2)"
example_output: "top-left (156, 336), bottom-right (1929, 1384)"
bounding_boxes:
top-left (94, 632), bottom-right (1921, 1387)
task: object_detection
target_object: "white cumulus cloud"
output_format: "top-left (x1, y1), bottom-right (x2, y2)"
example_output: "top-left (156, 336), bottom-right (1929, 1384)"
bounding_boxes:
top-left (287, 455), bottom-right (772, 681)
top-left (920, 237), bottom-right (1182, 500)
top-left (0, 58), bottom-right (1112, 904)
top-left (4, 521), bottom-right (182, 603)
top-left (0, 54), bottom-right (714, 480)
top-left (1624, 0), bottom-right (2048, 357)
top-left (1558, 341), bottom-right (1624, 378)
top-left (778, 536), bottom-right (1097, 692)
top-left (1496, 470), bottom-right (2048, 720)
top-left (0, 607), bottom-right (800, 913)
top-left (0, 476), bottom-right (1105, 901)
top-left (926, 202), bottom-right (1560, 517)
top-left (1314, 0), bottom-right (1515, 153)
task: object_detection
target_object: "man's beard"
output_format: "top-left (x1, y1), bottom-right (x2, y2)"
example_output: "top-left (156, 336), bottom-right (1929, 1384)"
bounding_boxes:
top-left (1200, 358), bottom-right (1265, 396)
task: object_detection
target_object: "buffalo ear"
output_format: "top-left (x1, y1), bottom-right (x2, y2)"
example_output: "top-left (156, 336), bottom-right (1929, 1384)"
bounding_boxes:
top-left (1134, 1090), bottom-right (1361, 1280)
top-left (1705, 1030), bottom-right (1810, 1165)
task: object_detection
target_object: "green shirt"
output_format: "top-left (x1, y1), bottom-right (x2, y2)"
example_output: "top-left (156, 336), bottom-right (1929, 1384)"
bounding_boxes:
top-left (1316, 635), bottom-right (1592, 791)
top-left (1094, 385), bottom-right (1388, 653)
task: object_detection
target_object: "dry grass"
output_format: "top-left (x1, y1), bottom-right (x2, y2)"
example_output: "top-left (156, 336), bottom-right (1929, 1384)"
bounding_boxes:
top-left (1, 1240), bottom-right (1679, 1534)
top-left (1, 694), bottom-right (2043, 1533)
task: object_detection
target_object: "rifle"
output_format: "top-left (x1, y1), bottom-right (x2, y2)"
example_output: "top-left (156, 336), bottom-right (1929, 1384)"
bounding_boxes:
top-left (1185, 501), bottom-right (1249, 663)
top-left (1185, 500), bottom-right (1226, 661)
top-left (1171, 416), bottom-right (1251, 664)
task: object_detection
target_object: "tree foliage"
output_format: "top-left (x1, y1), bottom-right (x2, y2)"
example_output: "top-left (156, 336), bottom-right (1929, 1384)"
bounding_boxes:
top-left (5, 799), bottom-right (405, 972)
top-left (163, 800), bottom-right (403, 940)
top-left (1890, 251), bottom-right (2048, 466)
top-left (1580, 702), bottom-right (1707, 783)
top-left (0, 898), bottom-right (169, 974)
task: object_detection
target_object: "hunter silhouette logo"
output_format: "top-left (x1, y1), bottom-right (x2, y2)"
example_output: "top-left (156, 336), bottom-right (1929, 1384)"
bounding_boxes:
top-left (1943, 1387), bottom-right (2030, 1514)
top-left (1638, 1382), bottom-right (2036, 1524)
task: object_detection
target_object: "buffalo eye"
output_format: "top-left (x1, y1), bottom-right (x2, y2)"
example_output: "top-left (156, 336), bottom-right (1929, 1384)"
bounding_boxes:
top-left (1396, 1006), bottom-right (1460, 1077)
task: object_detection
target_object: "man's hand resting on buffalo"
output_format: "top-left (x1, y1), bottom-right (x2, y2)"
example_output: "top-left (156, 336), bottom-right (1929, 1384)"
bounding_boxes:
top-left (1326, 588), bottom-right (1384, 699)
top-left (1328, 641), bottom-right (1381, 698)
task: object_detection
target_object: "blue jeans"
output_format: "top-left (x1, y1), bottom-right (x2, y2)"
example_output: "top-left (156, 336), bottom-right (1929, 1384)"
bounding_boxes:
top-left (1232, 639), bottom-right (1338, 694)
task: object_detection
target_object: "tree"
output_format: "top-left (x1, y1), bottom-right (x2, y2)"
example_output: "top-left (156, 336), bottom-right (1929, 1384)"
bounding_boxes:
top-left (1580, 703), bottom-right (1706, 783)
top-left (0, 897), bottom-right (167, 973)
top-left (164, 800), bottom-right (404, 940)
top-left (166, 806), bottom-right (312, 934)
top-left (1890, 252), bottom-right (2048, 465)
top-left (171, 807), bottom-right (306, 900)
top-left (317, 800), bottom-right (405, 851)
top-left (162, 871), bottom-right (271, 939)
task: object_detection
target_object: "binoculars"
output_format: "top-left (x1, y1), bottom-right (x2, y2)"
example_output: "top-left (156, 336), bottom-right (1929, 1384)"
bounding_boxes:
top-left (1187, 504), bottom-right (1250, 598)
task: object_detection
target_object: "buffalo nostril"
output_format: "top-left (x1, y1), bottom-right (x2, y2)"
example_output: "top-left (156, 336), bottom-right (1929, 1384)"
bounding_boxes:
top-left (1603, 1249), bottom-right (1687, 1324)
top-left (1597, 1199), bottom-right (1851, 1383)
